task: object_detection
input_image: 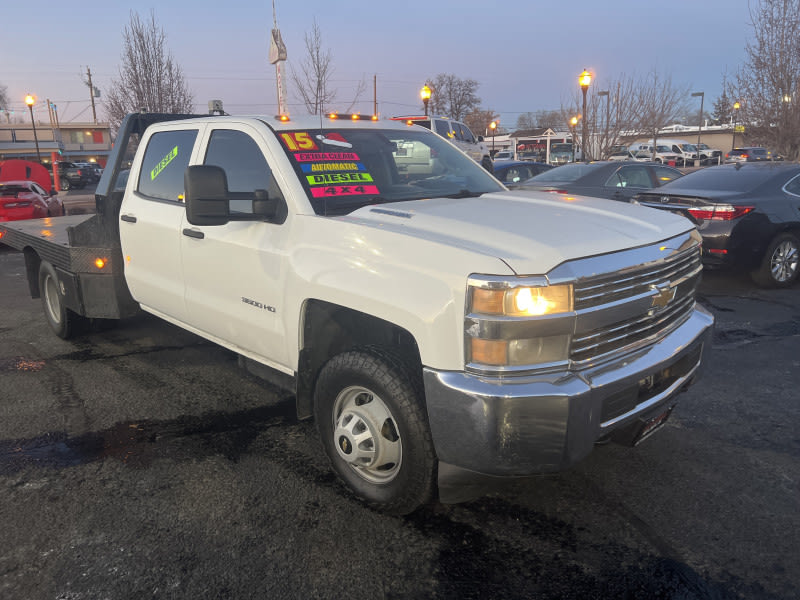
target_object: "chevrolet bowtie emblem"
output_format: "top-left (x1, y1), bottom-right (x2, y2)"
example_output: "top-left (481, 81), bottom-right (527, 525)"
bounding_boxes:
top-left (651, 284), bottom-right (676, 309)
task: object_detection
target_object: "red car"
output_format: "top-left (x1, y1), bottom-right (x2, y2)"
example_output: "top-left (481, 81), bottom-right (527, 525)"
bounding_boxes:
top-left (0, 180), bottom-right (65, 222)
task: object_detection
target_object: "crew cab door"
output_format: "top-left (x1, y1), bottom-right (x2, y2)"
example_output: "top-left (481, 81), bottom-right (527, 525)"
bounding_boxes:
top-left (119, 127), bottom-right (201, 321)
top-left (180, 125), bottom-right (292, 370)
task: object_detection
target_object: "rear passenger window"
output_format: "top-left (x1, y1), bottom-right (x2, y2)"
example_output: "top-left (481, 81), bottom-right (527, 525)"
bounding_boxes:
top-left (137, 129), bottom-right (198, 201)
top-left (434, 120), bottom-right (452, 138)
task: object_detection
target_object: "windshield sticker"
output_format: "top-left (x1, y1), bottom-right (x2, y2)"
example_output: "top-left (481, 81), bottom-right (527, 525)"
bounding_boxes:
top-left (150, 146), bottom-right (178, 180)
top-left (300, 162), bottom-right (366, 173)
top-left (306, 172), bottom-right (374, 186)
top-left (310, 185), bottom-right (380, 198)
top-left (280, 132), bottom-right (318, 151)
top-left (316, 133), bottom-right (353, 148)
top-left (294, 151), bottom-right (360, 162)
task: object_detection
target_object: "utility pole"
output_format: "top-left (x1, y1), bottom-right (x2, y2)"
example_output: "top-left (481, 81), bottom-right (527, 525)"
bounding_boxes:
top-left (86, 67), bottom-right (98, 124)
top-left (373, 74), bottom-right (377, 116)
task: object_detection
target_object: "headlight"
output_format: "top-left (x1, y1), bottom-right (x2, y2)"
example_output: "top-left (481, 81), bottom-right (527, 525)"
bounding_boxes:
top-left (466, 279), bottom-right (575, 372)
top-left (471, 284), bottom-right (572, 316)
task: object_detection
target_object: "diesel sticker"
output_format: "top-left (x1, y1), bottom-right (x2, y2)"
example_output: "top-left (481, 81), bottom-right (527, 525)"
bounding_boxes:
top-left (306, 172), bottom-right (374, 186)
top-left (151, 146), bottom-right (178, 180)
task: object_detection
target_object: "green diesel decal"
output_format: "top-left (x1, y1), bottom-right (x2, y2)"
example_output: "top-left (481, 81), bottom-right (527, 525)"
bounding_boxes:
top-left (306, 172), bottom-right (374, 186)
top-left (151, 146), bottom-right (179, 180)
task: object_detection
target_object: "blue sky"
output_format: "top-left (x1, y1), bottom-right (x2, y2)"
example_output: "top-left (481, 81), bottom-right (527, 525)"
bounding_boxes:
top-left (3, 0), bottom-right (752, 127)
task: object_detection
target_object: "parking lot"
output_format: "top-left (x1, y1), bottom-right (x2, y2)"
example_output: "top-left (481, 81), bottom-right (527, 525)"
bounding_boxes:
top-left (1, 233), bottom-right (798, 599)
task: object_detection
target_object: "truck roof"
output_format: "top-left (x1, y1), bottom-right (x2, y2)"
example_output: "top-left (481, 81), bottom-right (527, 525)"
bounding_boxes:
top-left (146, 113), bottom-right (412, 134)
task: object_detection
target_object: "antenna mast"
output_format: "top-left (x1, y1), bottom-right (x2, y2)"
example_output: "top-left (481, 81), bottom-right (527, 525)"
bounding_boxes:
top-left (269, 0), bottom-right (288, 115)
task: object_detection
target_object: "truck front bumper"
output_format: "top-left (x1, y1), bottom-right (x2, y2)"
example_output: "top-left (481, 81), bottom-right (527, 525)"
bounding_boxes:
top-left (423, 304), bottom-right (714, 476)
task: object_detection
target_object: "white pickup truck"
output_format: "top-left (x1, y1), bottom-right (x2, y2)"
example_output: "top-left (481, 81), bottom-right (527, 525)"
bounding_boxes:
top-left (0, 112), bottom-right (713, 514)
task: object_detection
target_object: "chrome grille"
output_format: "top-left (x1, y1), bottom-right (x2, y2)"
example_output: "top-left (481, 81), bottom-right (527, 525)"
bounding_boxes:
top-left (570, 243), bottom-right (702, 365)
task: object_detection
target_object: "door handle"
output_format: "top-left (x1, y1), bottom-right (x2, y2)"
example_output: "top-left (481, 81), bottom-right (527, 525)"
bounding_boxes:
top-left (182, 228), bottom-right (204, 239)
top-left (120, 214), bottom-right (137, 223)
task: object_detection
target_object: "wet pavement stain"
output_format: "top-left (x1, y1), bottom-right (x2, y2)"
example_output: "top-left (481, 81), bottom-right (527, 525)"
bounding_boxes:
top-left (0, 403), bottom-right (297, 476)
top-left (0, 356), bottom-right (47, 372)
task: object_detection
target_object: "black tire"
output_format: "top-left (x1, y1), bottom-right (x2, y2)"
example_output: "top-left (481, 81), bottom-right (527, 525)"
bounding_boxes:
top-left (38, 261), bottom-right (84, 339)
top-left (751, 233), bottom-right (800, 288)
top-left (60, 177), bottom-right (71, 191)
top-left (314, 346), bottom-right (437, 515)
top-left (481, 156), bottom-right (494, 174)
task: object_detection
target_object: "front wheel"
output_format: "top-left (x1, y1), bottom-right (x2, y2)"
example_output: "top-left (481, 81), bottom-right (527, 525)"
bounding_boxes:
top-left (60, 177), bottom-right (71, 191)
top-left (751, 233), bottom-right (800, 287)
top-left (314, 347), bottom-right (437, 515)
top-left (39, 261), bottom-right (84, 338)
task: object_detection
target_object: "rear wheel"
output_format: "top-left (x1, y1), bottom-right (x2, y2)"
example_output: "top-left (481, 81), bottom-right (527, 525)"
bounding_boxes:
top-left (751, 233), bottom-right (800, 288)
top-left (39, 261), bottom-right (84, 338)
top-left (314, 346), bottom-right (437, 515)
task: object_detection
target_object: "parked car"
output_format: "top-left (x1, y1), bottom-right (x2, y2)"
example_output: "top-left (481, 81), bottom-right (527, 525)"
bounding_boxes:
top-left (492, 150), bottom-right (515, 161)
top-left (0, 180), bottom-right (64, 221)
top-left (392, 115), bottom-right (493, 172)
top-left (607, 149), bottom-right (637, 161)
top-left (46, 161), bottom-right (90, 190)
top-left (724, 147), bottom-right (772, 163)
top-left (492, 160), bottom-right (552, 185)
top-left (696, 142), bottom-right (723, 164)
top-left (512, 160), bottom-right (683, 201)
top-left (629, 144), bottom-right (683, 165)
top-left (74, 162), bottom-right (102, 183)
top-left (632, 162), bottom-right (800, 287)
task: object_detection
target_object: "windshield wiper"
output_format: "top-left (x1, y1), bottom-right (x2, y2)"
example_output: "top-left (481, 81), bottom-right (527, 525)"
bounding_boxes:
top-left (444, 189), bottom-right (485, 199)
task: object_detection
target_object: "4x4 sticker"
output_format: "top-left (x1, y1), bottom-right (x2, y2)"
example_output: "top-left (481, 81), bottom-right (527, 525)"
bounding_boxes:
top-left (151, 146), bottom-right (178, 180)
top-left (310, 185), bottom-right (379, 198)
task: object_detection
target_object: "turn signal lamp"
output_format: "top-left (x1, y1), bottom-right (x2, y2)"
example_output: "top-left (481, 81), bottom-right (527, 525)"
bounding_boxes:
top-left (94, 257), bottom-right (108, 269)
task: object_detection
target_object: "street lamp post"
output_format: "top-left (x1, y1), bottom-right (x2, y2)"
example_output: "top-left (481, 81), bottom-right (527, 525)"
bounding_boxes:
top-left (691, 91), bottom-right (704, 164)
top-left (731, 101), bottom-right (741, 151)
top-left (489, 120), bottom-right (497, 156)
top-left (579, 69), bottom-right (592, 161)
top-left (570, 116), bottom-right (579, 162)
top-left (420, 84), bottom-right (431, 116)
top-left (24, 94), bottom-right (42, 163)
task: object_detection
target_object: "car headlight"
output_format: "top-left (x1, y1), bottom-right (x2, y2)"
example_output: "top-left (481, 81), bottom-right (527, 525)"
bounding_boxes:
top-left (466, 278), bottom-right (575, 372)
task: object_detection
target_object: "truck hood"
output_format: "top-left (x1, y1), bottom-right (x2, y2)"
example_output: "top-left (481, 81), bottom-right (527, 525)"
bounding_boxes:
top-left (343, 190), bottom-right (694, 275)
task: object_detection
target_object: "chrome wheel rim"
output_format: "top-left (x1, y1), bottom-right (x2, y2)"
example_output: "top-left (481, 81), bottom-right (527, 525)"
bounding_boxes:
top-left (43, 273), bottom-right (62, 325)
top-left (332, 386), bottom-right (402, 484)
top-left (770, 240), bottom-right (799, 282)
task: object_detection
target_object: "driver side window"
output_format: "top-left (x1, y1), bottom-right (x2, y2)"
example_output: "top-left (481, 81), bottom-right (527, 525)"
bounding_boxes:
top-left (203, 129), bottom-right (284, 214)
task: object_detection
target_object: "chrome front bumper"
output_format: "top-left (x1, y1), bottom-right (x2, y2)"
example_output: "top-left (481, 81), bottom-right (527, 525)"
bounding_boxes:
top-left (423, 304), bottom-right (714, 476)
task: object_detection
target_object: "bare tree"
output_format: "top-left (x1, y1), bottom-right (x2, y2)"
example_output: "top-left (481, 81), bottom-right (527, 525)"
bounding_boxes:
top-left (0, 83), bottom-right (8, 112)
top-left (463, 108), bottom-right (500, 138)
top-left (631, 70), bottom-right (688, 160)
top-left (561, 73), bottom-right (641, 159)
top-left (425, 74), bottom-right (481, 121)
top-left (105, 10), bottom-right (194, 132)
top-left (731, 0), bottom-right (800, 160)
top-left (515, 110), bottom-right (563, 131)
top-left (290, 20), bottom-right (365, 115)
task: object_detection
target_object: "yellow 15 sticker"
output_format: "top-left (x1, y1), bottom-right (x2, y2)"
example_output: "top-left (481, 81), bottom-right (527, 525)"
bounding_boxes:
top-left (280, 132), bottom-right (318, 151)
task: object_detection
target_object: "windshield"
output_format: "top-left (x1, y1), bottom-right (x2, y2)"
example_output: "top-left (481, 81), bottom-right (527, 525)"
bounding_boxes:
top-left (550, 143), bottom-right (572, 153)
top-left (276, 127), bottom-right (504, 215)
top-left (523, 162), bottom-right (602, 183)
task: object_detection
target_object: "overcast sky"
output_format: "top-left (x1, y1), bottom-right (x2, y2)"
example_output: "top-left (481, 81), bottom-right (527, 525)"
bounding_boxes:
top-left (3, 0), bottom-right (753, 127)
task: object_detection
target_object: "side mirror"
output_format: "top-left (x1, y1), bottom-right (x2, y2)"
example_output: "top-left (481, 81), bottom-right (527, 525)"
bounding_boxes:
top-left (477, 135), bottom-right (485, 142)
top-left (184, 165), bottom-right (230, 226)
top-left (253, 189), bottom-right (278, 219)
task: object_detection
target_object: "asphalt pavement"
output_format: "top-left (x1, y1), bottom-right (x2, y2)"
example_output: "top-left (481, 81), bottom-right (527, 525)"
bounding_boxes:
top-left (0, 242), bottom-right (798, 599)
